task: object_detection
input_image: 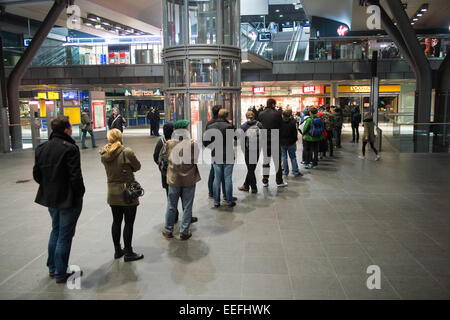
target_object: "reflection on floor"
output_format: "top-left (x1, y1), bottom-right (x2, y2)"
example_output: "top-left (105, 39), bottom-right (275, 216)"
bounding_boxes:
top-left (0, 131), bottom-right (449, 300)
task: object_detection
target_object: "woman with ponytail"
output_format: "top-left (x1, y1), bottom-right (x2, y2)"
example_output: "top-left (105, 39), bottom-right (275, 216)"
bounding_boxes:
top-left (99, 129), bottom-right (144, 262)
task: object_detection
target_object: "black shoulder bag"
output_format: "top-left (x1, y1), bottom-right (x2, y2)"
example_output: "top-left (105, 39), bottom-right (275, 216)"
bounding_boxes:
top-left (122, 150), bottom-right (145, 204)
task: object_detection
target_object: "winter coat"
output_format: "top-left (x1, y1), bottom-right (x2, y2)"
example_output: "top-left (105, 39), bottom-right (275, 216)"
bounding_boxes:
top-left (303, 114), bottom-right (324, 142)
top-left (351, 109), bottom-right (362, 125)
top-left (280, 117), bottom-right (298, 146)
top-left (81, 112), bottom-right (92, 132)
top-left (108, 114), bottom-right (126, 132)
top-left (99, 144), bottom-right (141, 206)
top-left (166, 139), bottom-right (201, 187)
top-left (362, 116), bottom-right (376, 143)
top-left (33, 132), bottom-right (85, 209)
top-left (203, 118), bottom-right (236, 164)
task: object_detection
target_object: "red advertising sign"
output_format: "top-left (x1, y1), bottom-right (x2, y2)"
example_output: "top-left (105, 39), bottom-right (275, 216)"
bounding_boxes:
top-left (302, 86), bottom-right (316, 94)
top-left (253, 87), bottom-right (265, 94)
top-left (337, 25), bottom-right (349, 36)
top-left (92, 100), bottom-right (106, 129)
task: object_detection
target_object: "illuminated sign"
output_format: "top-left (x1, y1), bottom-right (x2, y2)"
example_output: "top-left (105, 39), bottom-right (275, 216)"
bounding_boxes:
top-left (258, 32), bottom-right (272, 42)
top-left (337, 25), bottom-right (349, 37)
top-left (303, 86), bottom-right (316, 94)
top-left (37, 92), bottom-right (47, 99)
top-left (130, 89), bottom-right (162, 96)
top-left (252, 87), bottom-right (265, 94)
top-left (325, 85), bottom-right (401, 94)
top-left (63, 91), bottom-right (78, 100)
top-left (47, 92), bottom-right (60, 100)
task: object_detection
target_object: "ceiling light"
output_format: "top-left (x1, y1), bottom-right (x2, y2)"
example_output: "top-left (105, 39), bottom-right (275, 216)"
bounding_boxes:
top-left (102, 21), bottom-right (111, 26)
top-left (411, 22), bottom-right (415, 25)
top-left (275, 9), bottom-right (280, 12)
top-left (280, 15), bottom-right (283, 18)
top-left (413, 18), bottom-right (418, 21)
top-left (417, 13), bottom-right (422, 16)
top-left (420, 3), bottom-right (428, 11)
top-left (85, 22), bottom-right (92, 26)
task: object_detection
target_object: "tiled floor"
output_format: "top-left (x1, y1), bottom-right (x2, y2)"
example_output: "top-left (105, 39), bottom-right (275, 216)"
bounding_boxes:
top-left (0, 130), bottom-right (449, 300)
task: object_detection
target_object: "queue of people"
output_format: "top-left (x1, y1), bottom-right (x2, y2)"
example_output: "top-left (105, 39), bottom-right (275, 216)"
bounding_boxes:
top-left (33, 99), bottom-right (381, 284)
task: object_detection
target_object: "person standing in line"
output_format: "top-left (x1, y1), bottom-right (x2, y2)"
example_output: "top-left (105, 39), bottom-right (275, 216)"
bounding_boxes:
top-left (302, 107), bottom-right (324, 169)
top-left (280, 109), bottom-right (302, 177)
top-left (33, 115), bottom-right (85, 283)
top-left (322, 106), bottom-right (335, 157)
top-left (153, 122), bottom-right (198, 224)
top-left (108, 107), bottom-right (126, 132)
top-left (351, 106), bottom-right (362, 143)
top-left (147, 107), bottom-right (154, 136)
top-left (204, 105), bottom-right (226, 200)
top-left (99, 129), bottom-right (144, 262)
top-left (207, 109), bottom-right (237, 208)
top-left (333, 106), bottom-right (343, 148)
top-left (298, 108), bottom-right (310, 164)
top-left (359, 112), bottom-right (381, 161)
top-left (317, 110), bottom-right (328, 159)
top-left (257, 98), bottom-right (287, 188)
top-left (238, 110), bottom-right (264, 193)
top-left (162, 120), bottom-right (201, 240)
top-left (153, 106), bottom-right (161, 137)
top-left (81, 108), bottom-right (97, 149)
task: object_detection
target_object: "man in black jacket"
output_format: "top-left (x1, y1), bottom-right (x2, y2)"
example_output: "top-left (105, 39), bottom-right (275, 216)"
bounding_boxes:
top-left (108, 107), bottom-right (126, 132)
top-left (257, 98), bottom-right (287, 187)
top-left (33, 115), bottom-right (85, 284)
top-left (350, 106), bottom-right (362, 143)
top-left (204, 109), bottom-right (236, 207)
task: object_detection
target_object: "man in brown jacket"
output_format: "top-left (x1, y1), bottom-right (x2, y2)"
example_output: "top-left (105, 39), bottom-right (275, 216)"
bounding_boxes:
top-left (162, 120), bottom-right (201, 240)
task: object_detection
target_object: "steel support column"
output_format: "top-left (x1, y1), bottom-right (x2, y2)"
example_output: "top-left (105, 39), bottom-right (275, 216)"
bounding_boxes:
top-left (6, 0), bottom-right (70, 150)
top-left (0, 35), bottom-right (10, 153)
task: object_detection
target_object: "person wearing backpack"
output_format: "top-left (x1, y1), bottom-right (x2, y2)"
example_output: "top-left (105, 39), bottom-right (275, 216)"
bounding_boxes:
top-left (332, 106), bottom-right (343, 148)
top-left (302, 107), bottom-right (324, 169)
top-left (153, 122), bottom-right (198, 224)
top-left (298, 108), bottom-right (310, 164)
top-left (351, 106), bottom-right (362, 143)
top-left (280, 109), bottom-right (302, 177)
top-left (238, 110), bottom-right (264, 193)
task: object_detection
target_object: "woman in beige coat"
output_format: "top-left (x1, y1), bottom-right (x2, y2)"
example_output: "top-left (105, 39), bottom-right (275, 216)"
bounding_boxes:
top-left (99, 129), bottom-right (144, 261)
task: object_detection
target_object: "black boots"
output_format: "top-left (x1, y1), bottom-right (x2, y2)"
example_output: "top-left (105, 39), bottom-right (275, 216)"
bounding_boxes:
top-left (124, 247), bottom-right (144, 262)
top-left (114, 246), bottom-right (124, 259)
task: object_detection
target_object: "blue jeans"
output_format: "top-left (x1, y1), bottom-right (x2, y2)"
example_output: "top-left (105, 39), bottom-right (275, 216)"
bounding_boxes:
top-left (47, 199), bottom-right (82, 280)
top-left (281, 144), bottom-right (300, 176)
top-left (81, 130), bottom-right (96, 148)
top-left (165, 185), bottom-right (196, 235)
top-left (213, 163), bottom-right (234, 205)
top-left (208, 164), bottom-right (225, 198)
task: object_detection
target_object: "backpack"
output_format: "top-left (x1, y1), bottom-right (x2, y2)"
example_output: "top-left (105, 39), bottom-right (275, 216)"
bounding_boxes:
top-left (309, 117), bottom-right (324, 137)
top-left (157, 136), bottom-right (169, 174)
top-left (246, 123), bottom-right (260, 148)
top-left (298, 117), bottom-right (308, 135)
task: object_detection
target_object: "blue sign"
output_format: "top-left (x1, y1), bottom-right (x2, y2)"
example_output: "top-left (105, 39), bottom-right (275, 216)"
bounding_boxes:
top-left (258, 32), bottom-right (272, 42)
top-left (63, 91), bottom-right (78, 100)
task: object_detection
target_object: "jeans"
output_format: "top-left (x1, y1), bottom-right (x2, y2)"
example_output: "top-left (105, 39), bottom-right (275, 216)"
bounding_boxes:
top-left (165, 185), bottom-right (196, 235)
top-left (212, 163), bottom-right (234, 205)
top-left (81, 130), bottom-right (96, 148)
top-left (47, 199), bottom-right (82, 280)
top-left (208, 164), bottom-right (225, 198)
top-left (352, 123), bottom-right (360, 142)
top-left (281, 144), bottom-right (300, 176)
top-left (304, 140), bottom-right (319, 166)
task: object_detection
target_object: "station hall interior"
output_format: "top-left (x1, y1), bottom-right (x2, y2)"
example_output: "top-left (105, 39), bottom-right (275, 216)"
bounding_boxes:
top-left (0, 0), bottom-right (449, 300)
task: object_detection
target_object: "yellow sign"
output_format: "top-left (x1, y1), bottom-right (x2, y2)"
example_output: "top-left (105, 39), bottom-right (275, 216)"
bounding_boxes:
top-left (47, 91), bottom-right (60, 100)
top-left (37, 92), bottom-right (47, 99)
top-left (39, 100), bottom-right (46, 117)
top-left (325, 85), bottom-right (401, 94)
top-left (64, 107), bottom-right (81, 125)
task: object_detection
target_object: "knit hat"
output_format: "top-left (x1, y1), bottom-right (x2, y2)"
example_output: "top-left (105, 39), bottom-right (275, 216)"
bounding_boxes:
top-left (173, 120), bottom-right (190, 129)
top-left (163, 122), bottom-right (174, 140)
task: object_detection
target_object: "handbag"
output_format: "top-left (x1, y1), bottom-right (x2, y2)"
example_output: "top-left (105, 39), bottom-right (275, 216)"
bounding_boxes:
top-left (121, 150), bottom-right (144, 204)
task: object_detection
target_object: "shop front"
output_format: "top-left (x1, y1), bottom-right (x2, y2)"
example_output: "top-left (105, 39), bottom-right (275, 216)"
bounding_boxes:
top-left (105, 88), bottom-right (164, 128)
top-left (325, 84), bottom-right (402, 123)
top-left (241, 85), bottom-right (325, 119)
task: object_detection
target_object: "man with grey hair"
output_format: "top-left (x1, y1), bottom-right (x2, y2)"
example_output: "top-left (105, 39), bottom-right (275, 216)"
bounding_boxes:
top-left (108, 107), bottom-right (126, 132)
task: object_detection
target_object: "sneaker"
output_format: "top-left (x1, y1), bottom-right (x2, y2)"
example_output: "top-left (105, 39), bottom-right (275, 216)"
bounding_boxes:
top-left (55, 270), bottom-right (83, 284)
top-left (294, 172), bottom-right (303, 177)
top-left (262, 182), bottom-right (268, 187)
top-left (277, 182), bottom-right (288, 187)
top-left (251, 188), bottom-right (258, 194)
top-left (305, 164), bottom-right (311, 169)
top-left (312, 165), bottom-right (317, 169)
top-left (162, 230), bottom-right (173, 239)
top-left (114, 247), bottom-right (124, 259)
top-left (238, 186), bottom-right (249, 192)
top-left (179, 232), bottom-right (192, 240)
top-left (226, 202), bottom-right (236, 208)
top-left (301, 161), bottom-right (305, 164)
top-left (49, 272), bottom-right (55, 278)
top-left (191, 217), bottom-right (198, 223)
top-left (358, 155), bottom-right (366, 160)
top-left (375, 155), bottom-right (381, 161)
top-left (81, 146), bottom-right (88, 150)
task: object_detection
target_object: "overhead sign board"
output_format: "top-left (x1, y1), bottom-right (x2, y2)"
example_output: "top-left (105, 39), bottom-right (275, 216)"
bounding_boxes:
top-left (252, 87), bottom-right (265, 94)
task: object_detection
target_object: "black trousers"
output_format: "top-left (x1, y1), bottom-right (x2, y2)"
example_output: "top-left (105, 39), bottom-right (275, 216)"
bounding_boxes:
top-left (326, 130), bottom-right (334, 156)
top-left (262, 143), bottom-right (283, 184)
top-left (111, 205), bottom-right (137, 250)
top-left (244, 153), bottom-right (259, 190)
top-left (334, 127), bottom-right (342, 147)
top-left (304, 140), bottom-right (319, 166)
top-left (362, 141), bottom-right (378, 156)
top-left (352, 123), bottom-right (360, 142)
